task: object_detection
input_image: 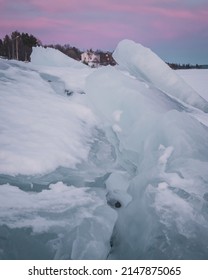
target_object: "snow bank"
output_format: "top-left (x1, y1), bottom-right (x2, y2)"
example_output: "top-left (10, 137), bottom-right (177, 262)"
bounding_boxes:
top-left (113, 39), bottom-right (208, 112)
top-left (31, 46), bottom-right (86, 68)
top-left (0, 60), bottom-right (96, 175)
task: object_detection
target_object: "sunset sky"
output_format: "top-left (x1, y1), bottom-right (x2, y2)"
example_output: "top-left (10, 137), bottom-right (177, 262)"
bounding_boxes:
top-left (0, 0), bottom-right (208, 64)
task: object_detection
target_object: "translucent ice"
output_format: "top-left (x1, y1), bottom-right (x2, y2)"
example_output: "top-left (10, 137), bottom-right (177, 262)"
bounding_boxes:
top-left (113, 39), bottom-right (208, 112)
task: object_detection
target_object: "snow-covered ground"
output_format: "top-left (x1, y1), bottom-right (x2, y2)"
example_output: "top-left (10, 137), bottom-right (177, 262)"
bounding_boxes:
top-left (0, 40), bottom-right (208, 259)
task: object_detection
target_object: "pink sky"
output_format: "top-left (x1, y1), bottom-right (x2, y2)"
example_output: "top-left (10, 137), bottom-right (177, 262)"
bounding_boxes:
top-left (0, 0), bottom-right (208, 63)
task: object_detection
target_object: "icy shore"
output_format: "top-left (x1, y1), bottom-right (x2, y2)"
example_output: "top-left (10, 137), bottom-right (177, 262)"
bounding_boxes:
top-left (0, 40), bottom-right (208, 259)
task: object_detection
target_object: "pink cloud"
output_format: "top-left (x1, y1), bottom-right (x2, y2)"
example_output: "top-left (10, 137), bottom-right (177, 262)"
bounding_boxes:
top-left (28, 0), bottom-right (95, 13)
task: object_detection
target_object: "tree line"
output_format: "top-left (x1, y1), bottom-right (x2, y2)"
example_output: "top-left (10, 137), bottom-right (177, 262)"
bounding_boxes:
top-left (0, 30), bottom-right (115, 65)
top-left (0, 31), bottom-right (83, 62)
top-left (167, 62), bottom-right (206, 70)
top-left (0, 31), bottom-right (40, 61)
top-left (44, 43), bottom-right (82, 61)
top-left (0, 31), bottom-right (116, 66)
top-left (0, 30), bottom-right (205, 68)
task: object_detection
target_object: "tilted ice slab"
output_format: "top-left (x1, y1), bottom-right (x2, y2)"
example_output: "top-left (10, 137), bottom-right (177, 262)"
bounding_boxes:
top-left (86, 54), bottom-right (208, 259)
top-left (113, 39), bottom-right (208, 112)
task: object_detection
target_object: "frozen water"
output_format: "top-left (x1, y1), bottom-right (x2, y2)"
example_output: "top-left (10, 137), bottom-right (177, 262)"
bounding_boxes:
top-left (1, 41), bottom-right (208, 259)
top-left (85, 61), bottom-right (208, 259)
top-left (0, 182), bottom-right (116, 259)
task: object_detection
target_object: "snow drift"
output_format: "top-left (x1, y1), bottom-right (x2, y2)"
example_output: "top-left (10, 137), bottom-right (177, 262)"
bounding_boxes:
top-left (0, 40), bottom-right (208, 260)
top-left (0, 60), bottom-right (96, 175)
top-left (31, 46), bottom-right (86, 68)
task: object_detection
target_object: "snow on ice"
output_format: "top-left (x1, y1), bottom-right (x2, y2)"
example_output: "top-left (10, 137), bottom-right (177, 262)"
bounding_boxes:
top-left (0, 40), bottom-right (208, 260)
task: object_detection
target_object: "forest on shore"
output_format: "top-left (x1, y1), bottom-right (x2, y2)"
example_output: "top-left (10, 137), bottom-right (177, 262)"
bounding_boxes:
top-left (0, 30), bottom-right (207, 69)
